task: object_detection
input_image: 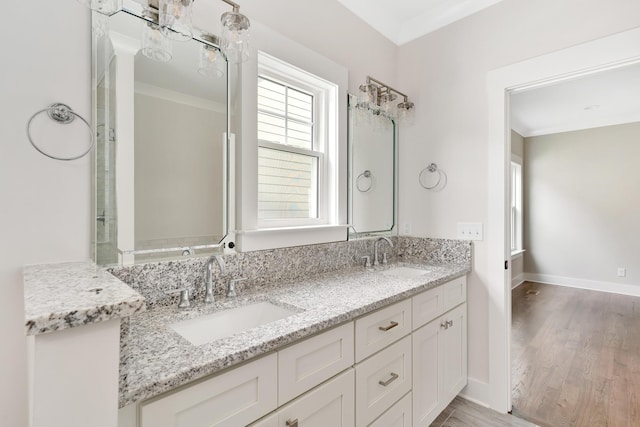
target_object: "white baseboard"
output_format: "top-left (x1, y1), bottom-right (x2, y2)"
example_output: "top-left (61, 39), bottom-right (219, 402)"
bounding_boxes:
top-left (459, 377), bottom-right (491, 409)
top-left (511, 274), bottom-right (524, 289)
top-left (524, 273), bottom-right (640, 297)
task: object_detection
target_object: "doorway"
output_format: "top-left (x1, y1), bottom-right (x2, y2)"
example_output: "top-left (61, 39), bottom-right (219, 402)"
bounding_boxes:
top-left (486, 26), bottom-right (640, 413)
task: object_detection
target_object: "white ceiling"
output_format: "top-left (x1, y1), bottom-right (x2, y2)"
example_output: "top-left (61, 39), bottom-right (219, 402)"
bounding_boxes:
top-left (336, 0), bottom-right (506, 45)
top-left (511, 62), bottom-right (640, 138)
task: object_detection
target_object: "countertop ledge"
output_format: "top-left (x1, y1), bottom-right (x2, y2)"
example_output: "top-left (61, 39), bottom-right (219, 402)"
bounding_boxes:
top-left (24, 262), bottom-right (146, 336)
top-left (119, 261), bottom-right (470, 408)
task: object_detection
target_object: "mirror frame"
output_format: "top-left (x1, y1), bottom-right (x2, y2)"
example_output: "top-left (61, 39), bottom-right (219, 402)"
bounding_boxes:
top-left (91, 5), bottom-right (233, 266)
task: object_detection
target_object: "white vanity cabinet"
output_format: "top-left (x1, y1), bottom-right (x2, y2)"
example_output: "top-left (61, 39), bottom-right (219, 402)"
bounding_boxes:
top-left (412, 277), bottom-right (467, 427)
top-left (122, 275), bottom-right (468, 427)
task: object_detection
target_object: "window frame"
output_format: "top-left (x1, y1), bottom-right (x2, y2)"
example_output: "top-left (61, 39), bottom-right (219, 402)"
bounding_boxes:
top-left (510, 155), bottom-right (523, 254)
top-left (256, 70), bottom-right (329, 228)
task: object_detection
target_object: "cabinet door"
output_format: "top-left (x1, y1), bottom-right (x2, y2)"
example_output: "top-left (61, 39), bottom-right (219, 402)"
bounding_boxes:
top-left (442, 276), bottom-right (466, 312)
top-left (278, 322), bottom-right (354, 405)
top-left (441, 303), bottom-right (467, 404)
top-left (277, 369), bottom-right (355, 427)
top-left (412, 319), bottom-right (441, 427)
top-left (355, 336), bottom-right (412, 427)
top-left (369, 391), bottom-right (412, 427)
top-left (139, 353), bottom-right (277, 427)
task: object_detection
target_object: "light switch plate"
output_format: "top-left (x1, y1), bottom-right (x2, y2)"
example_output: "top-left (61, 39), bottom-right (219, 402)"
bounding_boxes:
top-left (457, 223), bottom-right (483, 241)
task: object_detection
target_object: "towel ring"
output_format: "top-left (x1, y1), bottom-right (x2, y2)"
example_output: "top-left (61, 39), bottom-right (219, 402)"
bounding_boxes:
top-left (27, 103), bottom-right (94, 161)
top-left (419, 163), bottom-right (445, 190)
top-left (356, 170), bottom-right (373, 192)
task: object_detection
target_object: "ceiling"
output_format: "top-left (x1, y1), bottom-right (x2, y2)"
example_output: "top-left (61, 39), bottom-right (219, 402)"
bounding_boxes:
top-left (511, 62), bottom-right (640, 138)
top-left (336, 0), bottom-right (506, 45)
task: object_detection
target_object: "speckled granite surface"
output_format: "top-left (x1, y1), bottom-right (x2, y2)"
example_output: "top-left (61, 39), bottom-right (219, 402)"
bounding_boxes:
top-left (119, 261), bottom-right (470, 407)
top-left (23, 262), bottom-right (146, 336)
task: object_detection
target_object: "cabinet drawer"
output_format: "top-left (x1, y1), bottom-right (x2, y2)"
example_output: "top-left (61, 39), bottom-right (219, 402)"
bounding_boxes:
top-left (278, 369), bottom-right (355, 427)
top-left (355, 299), bottom-right (411, 362)
top-left (355, 336), bottom-right (412, 427)
top-left (412, 286), bottom-right (443, 330)
top-left (442, 276), bottom-right (466, 312)
top-left (249, 413), bottom-right (278, 427)
top-left (140, 353), bottom-right (277, 427)
top-left (278, 322), bottom-right (354, 405)
top-left (369, 391), bottom-right (412, 427)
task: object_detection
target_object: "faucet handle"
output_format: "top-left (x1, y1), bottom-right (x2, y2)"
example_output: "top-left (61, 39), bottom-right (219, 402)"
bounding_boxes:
top-left (166, 288), bottom-right (191, 309)
top-left (227, 277), bottom-right (247, 298)
top-left (360, 256), bottom-right (372, 268)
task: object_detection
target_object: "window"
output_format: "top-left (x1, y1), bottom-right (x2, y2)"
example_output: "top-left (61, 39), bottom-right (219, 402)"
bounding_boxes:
top-left (256, 53), bottom-right (336, 228)
top-left (510, 158), bottom-right (523, 253)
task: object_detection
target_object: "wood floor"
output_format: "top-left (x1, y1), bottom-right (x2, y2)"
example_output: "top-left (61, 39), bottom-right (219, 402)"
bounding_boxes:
top-left (511, 282), bottom-right (640, 427)
top-left (431, 397), bottom-right (537, 427)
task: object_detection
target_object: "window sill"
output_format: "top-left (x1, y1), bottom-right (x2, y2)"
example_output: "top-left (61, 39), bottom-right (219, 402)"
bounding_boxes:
top-left (236, 225), bottom-right (349, 252)
top-left (511, 249), bottom-right (526, 260)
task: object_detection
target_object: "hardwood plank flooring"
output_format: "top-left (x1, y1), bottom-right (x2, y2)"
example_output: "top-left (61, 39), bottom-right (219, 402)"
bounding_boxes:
top-left (430, 396), bottom-right (538, 427)
top-left (511, 282), bottom-right (640, 427)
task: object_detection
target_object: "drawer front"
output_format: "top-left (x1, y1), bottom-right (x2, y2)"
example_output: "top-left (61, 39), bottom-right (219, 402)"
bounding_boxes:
top-left (369, 391), bottom-right (412, 427)
top-left (278, 322), bottom-right (354, 405)
top-left (442, 276), bottom-right (466, 312)
top-left (140, 353), bottom-right (277, 427)
top-left (412, 286), bottom-right (443, 330)
top-left (355, 336), bottom-right (412, 427)
top-left (278, 369), bottom-right (355, 427)
top-left (355, 299), bottom-right (411, 362)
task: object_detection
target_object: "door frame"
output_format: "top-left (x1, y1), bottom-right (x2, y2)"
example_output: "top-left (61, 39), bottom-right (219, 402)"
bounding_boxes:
top-left (486, 26), bottom-right (640, 413)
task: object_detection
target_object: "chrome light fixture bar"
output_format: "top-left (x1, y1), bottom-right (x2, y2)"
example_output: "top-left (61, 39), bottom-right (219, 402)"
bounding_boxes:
top-left (358, 76), bottom-right (415, 125)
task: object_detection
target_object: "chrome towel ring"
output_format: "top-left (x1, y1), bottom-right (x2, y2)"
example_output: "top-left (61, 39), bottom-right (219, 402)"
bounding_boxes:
top-left (26, 103), bottom-right (94, 161)
top-left (356, 170), bottom-right (373, 192)
top-left (419, 163), bottom-right (446, 190)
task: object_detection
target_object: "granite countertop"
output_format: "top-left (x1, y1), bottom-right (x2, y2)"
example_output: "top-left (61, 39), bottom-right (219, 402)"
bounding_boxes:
top-left (119, 261), bottom-right (470, 407)
top-left (23, 262), bottom-right (146, 336)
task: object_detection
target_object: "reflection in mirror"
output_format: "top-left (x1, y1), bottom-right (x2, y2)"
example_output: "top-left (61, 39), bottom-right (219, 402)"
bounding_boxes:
top-left (348, 94), bottom-right (396, 237)
top-left (93, 9), bottom-right (229, 266)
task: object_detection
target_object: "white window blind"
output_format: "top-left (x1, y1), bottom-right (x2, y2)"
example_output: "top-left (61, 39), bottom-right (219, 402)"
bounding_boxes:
top-left (257, 76), bottom-right (322, 221)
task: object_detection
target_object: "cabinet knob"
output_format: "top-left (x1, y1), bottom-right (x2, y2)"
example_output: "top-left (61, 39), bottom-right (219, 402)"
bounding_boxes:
top-left (440, 321), bottom-right (449, 330)
top-left (286, 419), bottom-right (298, 427)
top-left (378, 372), bottom-right (399, 387)
top-left (447, 320), bottom-right (453, 327)
top-left (378, 321), bottom-right (399, 332)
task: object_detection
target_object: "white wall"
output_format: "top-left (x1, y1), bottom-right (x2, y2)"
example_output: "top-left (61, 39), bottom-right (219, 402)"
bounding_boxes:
top-left (0, 1), bottom-right (396, 424)
top-left (397, 0), bottom-right (640, 402)
top-left (0, 2), bottom-right (91, 425)
top-left (523, 122), bottom-right (640, 293)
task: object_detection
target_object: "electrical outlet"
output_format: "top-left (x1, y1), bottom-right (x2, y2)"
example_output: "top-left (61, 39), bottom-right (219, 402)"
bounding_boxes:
top-left (617, 267), bottom-right (626, 277)
top-left (457, 223), bottom-right (483, 241)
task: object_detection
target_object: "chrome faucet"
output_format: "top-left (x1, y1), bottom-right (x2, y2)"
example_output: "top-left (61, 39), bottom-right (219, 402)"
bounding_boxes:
top-left (373, 237), bottom-right (393, 266)
top-left (204, 255), bottom-right (226, 303)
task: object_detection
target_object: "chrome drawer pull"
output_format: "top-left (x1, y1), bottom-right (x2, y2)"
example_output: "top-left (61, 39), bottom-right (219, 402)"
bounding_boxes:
top-left (378, 321), bottom-right (399, 331)
top-left (441, 321), bottom-right (449, 330)
top-left (447, 320), bottom-right (453, 327)
top-left (286, 419), bottom-right (298, 427)
top-left (378, 372), bottom-right (399, 386)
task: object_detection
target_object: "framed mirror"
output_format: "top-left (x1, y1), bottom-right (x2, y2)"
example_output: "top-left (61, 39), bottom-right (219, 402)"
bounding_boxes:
top-left (92, 7), bottom-right (230, 265)
top-left (347, 94), bottom-right (396, 237)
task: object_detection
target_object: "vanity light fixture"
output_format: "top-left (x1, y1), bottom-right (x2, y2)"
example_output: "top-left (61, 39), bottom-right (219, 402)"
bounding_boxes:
top-left (76, 0), bottom-right (122, 15)
top-left (198, 35), bottom-right (226, 78)
top-left (219, 0), bottom-right (251, 64)
top-left (141, 8), bottom-right (172, 62)
top-left (159, 0), bottom-right (194, 41)
top-left (358, 76), bottom-right (415, 125)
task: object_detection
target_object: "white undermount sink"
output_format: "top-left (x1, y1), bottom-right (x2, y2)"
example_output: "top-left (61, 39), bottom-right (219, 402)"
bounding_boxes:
top-left (170, 301), bottom-right (297, 346)
top-left (379, 266), bottom-right (431, 278)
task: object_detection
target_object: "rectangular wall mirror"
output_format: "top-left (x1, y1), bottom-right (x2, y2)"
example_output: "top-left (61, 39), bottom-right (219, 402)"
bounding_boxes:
top-left (92, 6), bottom-right (230, 265)
top-left (348, 94), bottom-right (396, 237)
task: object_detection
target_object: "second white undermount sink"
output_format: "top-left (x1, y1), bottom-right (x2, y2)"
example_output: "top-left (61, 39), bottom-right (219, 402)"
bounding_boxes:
top-left (170, 301), bottom-right (297, 346)
top-left (379, 266), bottom-right (431, 278)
